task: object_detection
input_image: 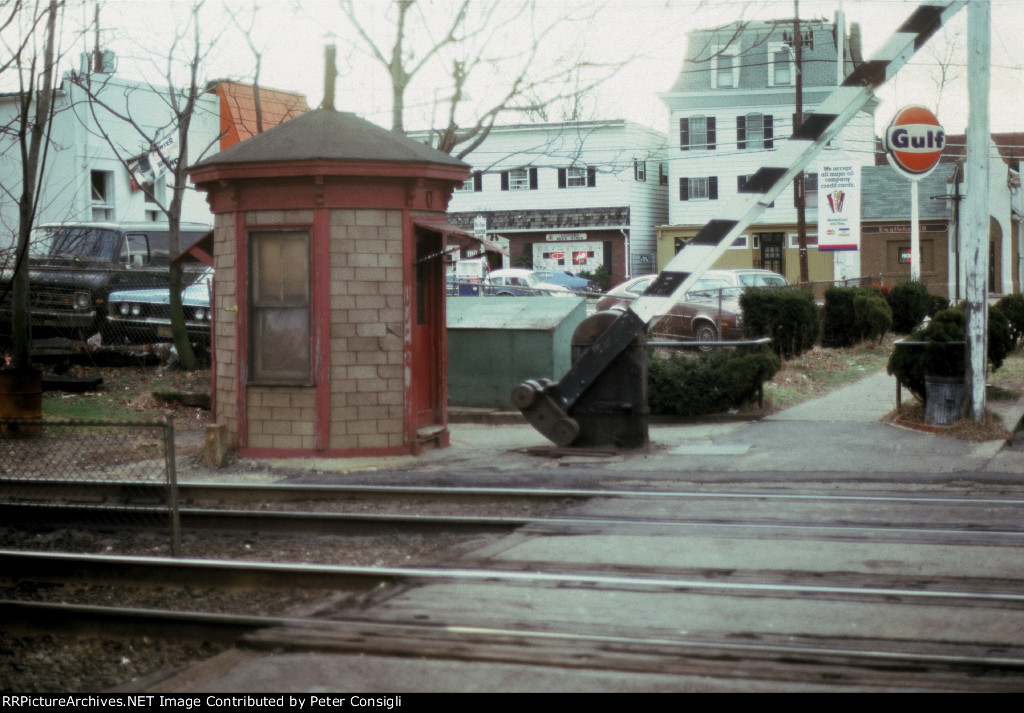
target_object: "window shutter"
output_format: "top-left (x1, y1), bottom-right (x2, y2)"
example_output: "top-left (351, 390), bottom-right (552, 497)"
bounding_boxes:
top-left (473, 172), bottom-right (483, 192)
top-left (587, 166), bottom-right (596, 187)
top-left (557, 168), bottom-right (567, 188)
top-left (709, 176), bottom-right (718, 200)
top-left (529, 168), bottom-right (538, 190)
top-left (736, 115), bottom-right (746, 150)
top-left (500, 172), bottom-right (509, 191)
top-left (679, 118), bottom-right (689, 150)
top-left (679, 177), bottom-right (689, 201)
top-left (764, 115), bottom-right (774, 149)
top-left (707, 117), bottom-right (716, 150)
top-left (737, 175), bottom-right (746, 192)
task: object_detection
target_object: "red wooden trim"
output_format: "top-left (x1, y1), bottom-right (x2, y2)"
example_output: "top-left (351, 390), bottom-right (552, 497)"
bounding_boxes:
top-left (235, 213), bottom-right (249, 449)
top-left (191, 159), bottom-right (468, 185)
top-left (402, 209), bottom-right (415, 449)
top-left (210, 275), bottom-right (217, 422)
top-left (313, 207), bottom-right (331, 451)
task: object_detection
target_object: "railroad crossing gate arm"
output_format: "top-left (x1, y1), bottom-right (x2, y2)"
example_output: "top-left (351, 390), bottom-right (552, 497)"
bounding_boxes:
top-left (514, 1), bottom-right (967, 445)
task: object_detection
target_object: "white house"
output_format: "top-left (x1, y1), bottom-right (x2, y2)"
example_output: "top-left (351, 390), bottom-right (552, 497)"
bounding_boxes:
top-left (657, 17), bottom-right (876, 283)
top-left (414, 120), bottom-right (669, 286)
top-left (0, 67), bottom-right (221, 246)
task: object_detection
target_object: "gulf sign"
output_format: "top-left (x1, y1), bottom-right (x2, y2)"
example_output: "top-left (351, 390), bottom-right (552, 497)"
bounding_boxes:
top-left (884, 105), bottom-right (945, 177)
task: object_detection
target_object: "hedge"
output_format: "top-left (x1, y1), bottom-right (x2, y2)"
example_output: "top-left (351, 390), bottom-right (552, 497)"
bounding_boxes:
top-left (648, 347), bottom-right (781, 417)
top-left (739, 288), bottom-right (819, 359)
top-left (887, 281), bottom-right (930, 333)
top-left (886, 306), bottom-right (1012, 403)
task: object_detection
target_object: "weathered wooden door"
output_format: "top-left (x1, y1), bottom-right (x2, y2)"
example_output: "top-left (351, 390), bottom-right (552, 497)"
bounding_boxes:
top-left (411, 228), bottom-right (444, 429)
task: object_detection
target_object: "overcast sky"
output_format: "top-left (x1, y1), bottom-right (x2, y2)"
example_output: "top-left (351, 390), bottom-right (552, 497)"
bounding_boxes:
top-left (46, 0), bottom-right (1024, 144)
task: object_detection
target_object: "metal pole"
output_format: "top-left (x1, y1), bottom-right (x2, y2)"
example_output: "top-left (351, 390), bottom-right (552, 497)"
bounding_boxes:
top-left (911, 180), bottom-right (921, 281)
top-left (165, 412), bottom-right (181, 557)
top-left (965, 0), bottom-right (990, 421)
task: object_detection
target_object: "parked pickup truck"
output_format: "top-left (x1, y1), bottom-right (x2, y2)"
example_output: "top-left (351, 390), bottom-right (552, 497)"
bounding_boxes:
top-left (0, 221), bottom-right (209, 341)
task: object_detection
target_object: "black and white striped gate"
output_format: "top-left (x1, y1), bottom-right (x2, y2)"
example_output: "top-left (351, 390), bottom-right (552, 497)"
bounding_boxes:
top-left (512, 0), bottom-right (967, 446)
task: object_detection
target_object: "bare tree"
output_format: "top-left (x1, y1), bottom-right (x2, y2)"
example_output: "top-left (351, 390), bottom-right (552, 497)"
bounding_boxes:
top-left (338, 0), bottom-right (628, 159)
top-left (71, 1), bottom-right (221, 371)
top-left (0, 0), bottom-right (63, 371)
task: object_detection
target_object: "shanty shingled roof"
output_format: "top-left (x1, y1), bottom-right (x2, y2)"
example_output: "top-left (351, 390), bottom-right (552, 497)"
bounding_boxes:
top-left (195, 108), bottom-right (467, 169)
top-left (860, 165), bottom-right (953, 221)
top-left (215, 81), bottom-right (309, 150)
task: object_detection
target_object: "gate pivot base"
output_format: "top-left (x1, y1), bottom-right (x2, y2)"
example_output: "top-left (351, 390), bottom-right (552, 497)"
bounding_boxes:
top-left (511, 379), bottom-right (580, 447)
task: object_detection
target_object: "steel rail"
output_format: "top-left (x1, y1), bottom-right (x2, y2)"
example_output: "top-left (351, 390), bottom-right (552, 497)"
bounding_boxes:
top-left (5, 550), bottom-right (1024, 605)
top-left (6, 480), bottom-right (1024, 507)
top-left (6, 602), bottom-right (1024, 692)
top-left (7, 501), bottom-right (1024, 541)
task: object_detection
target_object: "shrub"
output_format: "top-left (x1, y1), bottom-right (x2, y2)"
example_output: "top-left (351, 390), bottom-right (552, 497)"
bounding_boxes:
top-left (578, 264), bottom-right (612, 291)
top-left (887, 281), bottom-right (930, 333)
top-left (853, 294), bottom-right (892, 344)
top-left (927, 293), bottom-right (950, 318)
top-left (994, 293), bottom-right (1024, 349)
top-left (740, 288), bottom-right (819, 359)
top-left (887, 306), bottom-right (1013, 402)
top-left (822, 286), bottom-right (884, 348)
top-left (648, 347), bottom-right (781, 417)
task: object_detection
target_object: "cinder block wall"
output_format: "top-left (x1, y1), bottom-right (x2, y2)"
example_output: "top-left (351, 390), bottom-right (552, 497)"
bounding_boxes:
top-left (327, 209), bottom-right (406, 451)
top-left (213, 211), bottom-right (238, 446)
top-left (213, 207), bottom-right (408, 451)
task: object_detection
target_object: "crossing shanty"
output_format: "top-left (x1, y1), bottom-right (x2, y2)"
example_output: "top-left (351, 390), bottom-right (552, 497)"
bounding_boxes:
top-left (512, 0), bottom-right (968, 447)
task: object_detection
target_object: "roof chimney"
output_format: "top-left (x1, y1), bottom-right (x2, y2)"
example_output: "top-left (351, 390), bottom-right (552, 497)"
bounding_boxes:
top-left (321, 44), bottom-right (337, 111)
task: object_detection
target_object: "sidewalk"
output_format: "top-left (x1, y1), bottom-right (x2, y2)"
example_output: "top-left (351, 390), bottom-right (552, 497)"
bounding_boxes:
top-left (265, 369), bottom-right (1024, 485)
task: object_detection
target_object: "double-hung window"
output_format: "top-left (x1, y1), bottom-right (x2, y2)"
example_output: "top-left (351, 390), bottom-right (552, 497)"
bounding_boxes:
top-left (509, 168), bottom-right (530, 191)
top-left (500, 168), bottom-right (538, 191)
top-left (91, 170), bottom-right (114, 221)
top-left (712, 51), bottom-right (737, 88)
top-left (679, 176), bottom-right (717, 201)
top-left (737, 113), bottom-right (773, 150)
top-left (249, 230), bottom-right (311, 384)
top-left (769, 45), bottom-right (794, 86)
top-left (557, 166), bottom-right (596, 188)
top-left (680, 116), bottom-right (716, 151)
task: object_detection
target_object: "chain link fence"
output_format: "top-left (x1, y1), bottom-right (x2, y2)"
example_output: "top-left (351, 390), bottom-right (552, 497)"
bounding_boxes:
top-left (0, 263), bottom-right (211, 354)
top-left (0, 416), bottom-right (181, 555)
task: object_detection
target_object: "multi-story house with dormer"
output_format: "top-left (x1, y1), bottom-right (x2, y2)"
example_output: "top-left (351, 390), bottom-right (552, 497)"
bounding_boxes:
top-left (657, 17), bottom-right (875, 283)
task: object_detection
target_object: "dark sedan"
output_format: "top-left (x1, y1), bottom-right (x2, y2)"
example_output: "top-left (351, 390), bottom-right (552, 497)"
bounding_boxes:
top-left (596, 275), bottom-right (744, 346)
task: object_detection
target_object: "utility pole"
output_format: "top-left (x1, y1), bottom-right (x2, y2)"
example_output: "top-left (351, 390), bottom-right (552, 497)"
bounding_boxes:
top-left (965, 0), bottom-right (990, 421)
top-left (793, 1), bottom-right (809, 283)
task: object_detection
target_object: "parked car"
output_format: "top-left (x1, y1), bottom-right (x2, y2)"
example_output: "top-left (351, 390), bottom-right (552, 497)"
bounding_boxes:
top-left (107, 268), bottom-right (213, 343)
top-left (0, 221), bottom-right (210, 340)
top-left (482, 269), bottom-right (571, 296)
top-left (596, 274), bottom-right (744, 346)
top-left (532, 270), bottom-right (602, 294)
top-left (704, 268), bottom-right (789, 289)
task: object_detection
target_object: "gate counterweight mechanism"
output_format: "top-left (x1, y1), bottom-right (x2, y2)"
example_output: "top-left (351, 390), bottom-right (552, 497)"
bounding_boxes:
top-left (514, 1), bottom-right (968, 447)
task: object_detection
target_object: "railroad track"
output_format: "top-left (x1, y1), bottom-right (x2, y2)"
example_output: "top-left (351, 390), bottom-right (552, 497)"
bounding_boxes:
top-left (7, 485), bottom-right (1024, 690)
top-left (7, 483), bottom-right (1024, 539)
top-left (6, 550), bottom-right (1024, 691)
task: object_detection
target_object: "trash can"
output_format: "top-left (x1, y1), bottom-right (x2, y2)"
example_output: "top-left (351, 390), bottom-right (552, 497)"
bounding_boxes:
top-left (924, 375), bottom-right (968, 426)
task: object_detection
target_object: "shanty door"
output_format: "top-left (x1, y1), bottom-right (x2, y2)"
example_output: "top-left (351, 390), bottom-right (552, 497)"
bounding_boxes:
top-left (411, 229), bottom-right (444, 429)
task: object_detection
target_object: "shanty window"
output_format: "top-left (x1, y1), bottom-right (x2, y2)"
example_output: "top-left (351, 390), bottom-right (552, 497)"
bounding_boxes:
top-left (249, 230), bottom-right (311, 384)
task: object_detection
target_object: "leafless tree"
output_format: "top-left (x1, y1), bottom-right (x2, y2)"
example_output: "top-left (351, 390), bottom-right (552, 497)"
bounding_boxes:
top-left (224, 2), bottom-right (264, 134)
top-left (0, 0), bottom-right (63, 371)
top-left (71, 1), bottom-right (221, 371)
top-left (338, 0), bottom-right (630, 159)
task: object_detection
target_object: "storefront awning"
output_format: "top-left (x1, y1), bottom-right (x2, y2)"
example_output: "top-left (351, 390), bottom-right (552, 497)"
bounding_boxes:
top-left (413, 217), bottom-right (509, 257)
